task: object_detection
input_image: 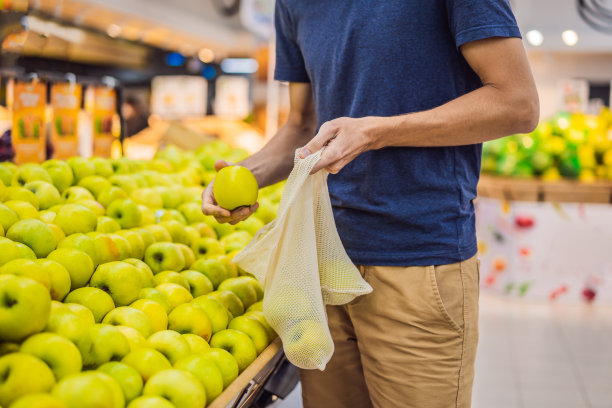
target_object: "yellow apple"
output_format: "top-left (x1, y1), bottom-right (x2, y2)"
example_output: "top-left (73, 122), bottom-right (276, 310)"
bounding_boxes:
top-left (123, 258), bottom-right (155, 288)
top-left (168, 303), bottom-right (212, 341)
top-left (20, 332), bottom-right (82, 380)
top-left (174, 353), bottom-right (223, 402)
top-left (213, 166), bottom-right (258, 211)
top-left (24, 181), bottom-right (61, 210)
top-left (155, 283), bottom-right (193, 309)
top-left (181, 333), bottom-right (210, 354)
top-left (98, 361), bottom-right (143, 404)
top-left (36, 259), bottom-right (71, 301)
top-left (146, 330), bottom-right (190, 365)
top-left (130, 299), bottom-right (168, 333)
top-left (0, 353), bottom-right (55, 406)
top-left (90, 261), bottom-right (142, 306)
top-left (121, 348), bottom-right (172, 383)
top-left (0, 276), bottom-right (51, 342)
top-left (64, 287), bottom-right (115, 323)
top-left (7, 393), bottom-right (66, 408)
top-left (209, 329), bottom-right (257, 373)
top-left (54, 204), bottom-right (97, 235)
top-left (98, 186), bottom-right (128, 209)
top-left (0, 259), bottom-right (50, 289)
top-left (115, 325), bottom-right (147, 351)
top-left (47, 248), bottom-right (94, 290)
top-left (103, 307), bottom-right (153, 338)
top-left (0, 237), bottom-right (20, 267)
top-left (4, 200), bottom-right (39, 219)
top-left (7, 218), bottom-right (57, 257)
top-left (142, 369), bottom-right (206, 408)
top-left (154, 271), bottom-right (189, 290)
top-left (127, 396), bottom-right (174, 408)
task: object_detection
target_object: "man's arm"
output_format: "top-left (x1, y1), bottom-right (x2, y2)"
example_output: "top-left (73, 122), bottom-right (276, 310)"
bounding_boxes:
top-left (202, 82), bottom-right (317, 223)
top-left (301, 37), bottom-right (540, 174)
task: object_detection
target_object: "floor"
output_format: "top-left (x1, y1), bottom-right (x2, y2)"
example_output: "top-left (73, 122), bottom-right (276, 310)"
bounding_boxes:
top-left (271, 292), bottom-right (612, 408)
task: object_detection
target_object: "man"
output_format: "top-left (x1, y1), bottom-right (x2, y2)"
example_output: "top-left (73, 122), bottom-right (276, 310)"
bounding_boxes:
top-left (203, 1), bottom-right (539, 407)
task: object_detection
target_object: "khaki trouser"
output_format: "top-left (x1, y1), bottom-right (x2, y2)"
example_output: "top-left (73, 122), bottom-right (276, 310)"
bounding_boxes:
top-left (300, 255), bottom-right (480, 408)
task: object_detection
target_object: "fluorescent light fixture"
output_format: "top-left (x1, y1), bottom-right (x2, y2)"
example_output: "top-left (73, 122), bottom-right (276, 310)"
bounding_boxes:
top-left (221, 58), bottom-right (259, 74)
top-left (27, 16), bottom-right (85, 43)
top-left (562, 30), bottom-right (578, 46)
top-left (526, 30), bottom-right (543, 46)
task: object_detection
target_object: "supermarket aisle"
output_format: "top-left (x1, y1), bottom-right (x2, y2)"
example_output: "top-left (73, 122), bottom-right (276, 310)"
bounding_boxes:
top-left (273, 293), bottom-right (612, 408)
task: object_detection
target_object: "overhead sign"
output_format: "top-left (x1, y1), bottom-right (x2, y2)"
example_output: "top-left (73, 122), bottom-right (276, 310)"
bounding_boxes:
top-left (151, 76), bottom-right (207, 119)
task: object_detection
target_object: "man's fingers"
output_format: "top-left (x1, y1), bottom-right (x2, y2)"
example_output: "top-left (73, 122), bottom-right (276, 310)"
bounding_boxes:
top-left (310, 142), bottom-right (341, 174)
top-left (203, 203), bottom-right (231, 218)
top-left (214, 159), bottom-right (231, 172)
top-left (299, 122), bottom-right (337, 159)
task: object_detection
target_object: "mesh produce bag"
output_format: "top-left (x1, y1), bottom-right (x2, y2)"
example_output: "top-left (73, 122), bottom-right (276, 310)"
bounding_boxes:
top-left (233, 149), bottom-right (372, 370)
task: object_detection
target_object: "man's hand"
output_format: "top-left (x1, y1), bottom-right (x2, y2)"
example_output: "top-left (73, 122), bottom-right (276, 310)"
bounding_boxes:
top-left (201, 159), bottom-right (259, 225)
top-left (299, 116), bottom-right (378, 174)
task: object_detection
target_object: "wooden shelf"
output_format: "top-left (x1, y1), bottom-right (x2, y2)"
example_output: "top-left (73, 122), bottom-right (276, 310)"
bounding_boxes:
top-left (478, 175), bottom-right (612, 204)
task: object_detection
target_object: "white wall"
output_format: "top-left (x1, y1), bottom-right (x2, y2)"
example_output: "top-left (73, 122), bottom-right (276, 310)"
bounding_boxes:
top-left (527, 51), bottom-right (612, 119)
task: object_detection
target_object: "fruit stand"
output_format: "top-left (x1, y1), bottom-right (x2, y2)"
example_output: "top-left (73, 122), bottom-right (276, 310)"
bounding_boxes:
top-left (477, 110), bottom-right (612, 305)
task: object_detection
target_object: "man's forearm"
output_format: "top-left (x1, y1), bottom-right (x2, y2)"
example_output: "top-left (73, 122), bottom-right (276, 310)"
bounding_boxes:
top-left (239, 121), bottom-right (316, 188)
top-left (369, 83), bottom-right (539, 150)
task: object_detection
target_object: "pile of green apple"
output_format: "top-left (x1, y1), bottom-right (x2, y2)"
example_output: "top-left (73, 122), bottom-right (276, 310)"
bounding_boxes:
top-left (482, 108), bottom-right (612, 182)
top-left (0, 142), bottom-right (284, 408)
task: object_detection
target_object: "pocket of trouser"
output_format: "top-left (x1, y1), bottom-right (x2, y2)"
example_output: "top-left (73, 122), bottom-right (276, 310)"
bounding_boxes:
top-left (428, 264), bottom-right (464, 336)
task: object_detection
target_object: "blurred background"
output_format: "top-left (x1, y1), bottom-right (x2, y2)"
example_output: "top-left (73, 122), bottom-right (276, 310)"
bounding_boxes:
top-left (1, 1), bottom-right (612, 407)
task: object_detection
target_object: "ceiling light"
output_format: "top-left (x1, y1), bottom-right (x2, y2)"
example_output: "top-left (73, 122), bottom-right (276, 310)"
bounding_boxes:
top-left (526, 30), bottom-right (543, 46)
top-left (562, 30), bottom-right (578, 46)
top-left (198, 48), bottom-right (215, 63)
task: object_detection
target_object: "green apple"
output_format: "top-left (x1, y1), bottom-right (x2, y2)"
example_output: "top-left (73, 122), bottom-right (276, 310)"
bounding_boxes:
top-left (54, 204), bottom-right (97, 235)
top-left (175, 243), bottom-right (195, 267)
top-left (0, 259), bottom-right (50, 289)
top-left (209, 254), bottom-right (240, 281)
top-left (24, 181), bottom-right (61, 210)
top-left (155, 187), bottom-right (183, 209)
top-left (36, 259), bottom-right (71, 301)
top-left (178, 202), bottom-right (207, 224)
top-left (191, 296), bottom-right (229, 334)
top-left (283, 319), bottom-right (330, 365)
top-left (108, 233), bottom-right (131, 260)
top-left (137, 288), bottom-right (172, 314)
top-left (158, 209), bottom-right (187, 224)
top-left (116, 231), bottom-right (145, 260)
top-left (211, 221), bottom-right (235, 239)
top-left (210, 329), bottom-right (257, 372)
top-left (64, 287), bottom-right (115, 323)
top-left (218, 277), bottom-right (258, 310)
top-left (98, 361), bottom-right (143, 403)
top-left (90, 261), bottom-right (142, 306)
top-left (213, 166), bottom-right (258, 211)
top-left (131, 228), bottom-right (155, 249)
top-left (0, 342), bottom-right (19, 357)
top-left (183, 226), bottom-right (201, 248)
top-left (52, 371), bottom-right (122, 408)
top-left (4, 200), bottom-right (39, 219)
top-left (42, 160), bottom-right (74, 193)
top-left (235, 216), bottom-right (265, 236)
top-left (190, 222), bottom-right (216, 239)
top-left (7, 218), bottom-right (57, 257)
top-left (38, 209), bottom-right (56, 223)
top-left (57, 233), bottom-right (97, 266)
top-left (246, 301), bottom-right (263, 313)
top-left (109, 175), bottom-right (138, 195)
top-left (83, 324), bottom-right (130, 368)
top-left (47, 248), bottom-right (94, 290)
top-left (67, 157), bottom-right (95, 182)
top-left (64, 303), bottom-right (96, 326)
top-left (107, 199), bottom-right (142, 229)
top-left (88, 233), bottom-right (121, 265)
top-left (124, 258), bottom-right (155, 288)
top-left (190, 258), bottom-right (228, 288)
top-left (2, 186), bottom-right (40, 209)
top-left (0, 276), bottom-right (50, 341)
top-left (138, 206), bottom-right (156, 226)
top-left (181, 270), bottom-right (213, 297)
top-left (74, 199), bottom-right (106, 216)
top-left (127, 395), bottom-right (174, 408)
top-left (115, 325), bottom-right (147, 351)
top-left (220, 231), bottom-right (252, 253)
top-left (103, 306), bottom-right (153, 338)
top-left (131, 188), bottom-right (163, 209)
top-left (7, 393), bottom-right (66, 408)
top-left (61, 186), bottom-right (94, 203)
top-left (254, 197), bottom-right (276, 224)
top-left (190, 237), bottom-right (224, 259)
top-left (44, 306), bottom-right (92, 358)
top-left (182, 333), bottom-right (210, 354)
top-left (146, 330), bottom-right (191, 365)
top-left (174, 354), bottom-right (223, 402)
top-left (121, 348), bottom-right (171, 382)
top-left (143, 369), bottom-right (206, 408)
top-left (20, 332), bottom-right (82, 380)
top-left (0, 203), bottom-right (19, 233)
top-left (159, 220), bottom-right (188, 244)
top-left (111, 158), bottom-right (135, 175)
top-left (78, 176), bottom-right (111, 198)
top-left (0, 163), bottom-right (14, 186)
top-left (144, 225), bottom-right (172, 243)
top-left (144, 243), bottom-right (185, 274)
top-left (91, 157), bottom-right (114, 178)
top-left (130, 299), bottom-right (167, 333)
top-left (47, 223), bottom-right (66, 244)
top-left (201, 348), bottom-right (239, 389)
top-left (11, 163), bottom-right (53, 186)
top-left (168, 303), bottom-right (212, 341)
top-left (155, 283), bottom-right (193, 309)
top-left (228, 315), bottom-right (269, 354)
top-left (10, 242), bottom-right (32, 261)
top-left (153, 271), bottom-right (189, 289)
top-left (97, 216), bottom-right (121, 233)
top-left (207, 290), bottom-right (244, 318)
top-left (0, 238), bottom-right (21, 267)
top-left (244, 310), bottom-right (276, 341)
top-left (98, 186), bottom-right (128, 209)
top-left (0, 353), bottom-right (55, 406)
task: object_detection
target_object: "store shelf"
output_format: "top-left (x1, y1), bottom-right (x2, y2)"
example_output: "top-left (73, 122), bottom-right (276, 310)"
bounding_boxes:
top-left (210, 337), bottom-right (284, 408)
top-left (478, 175), bottom-right (612, 204)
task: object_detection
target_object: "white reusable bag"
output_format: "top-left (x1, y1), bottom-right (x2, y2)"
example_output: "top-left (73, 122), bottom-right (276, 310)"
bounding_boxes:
top-left (233, 149), bottom-right (372, 370)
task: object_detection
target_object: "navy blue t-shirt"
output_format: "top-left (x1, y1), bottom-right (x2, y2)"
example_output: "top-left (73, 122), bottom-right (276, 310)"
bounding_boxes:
top-left (274, 0), bottom-right (521, 266)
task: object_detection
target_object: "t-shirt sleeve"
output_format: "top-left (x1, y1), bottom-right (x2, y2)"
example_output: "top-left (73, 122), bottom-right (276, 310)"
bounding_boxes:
top-left (274, 0), bottom-right (310, 83)
top-left (445, 0), bottom-right (522, 48)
